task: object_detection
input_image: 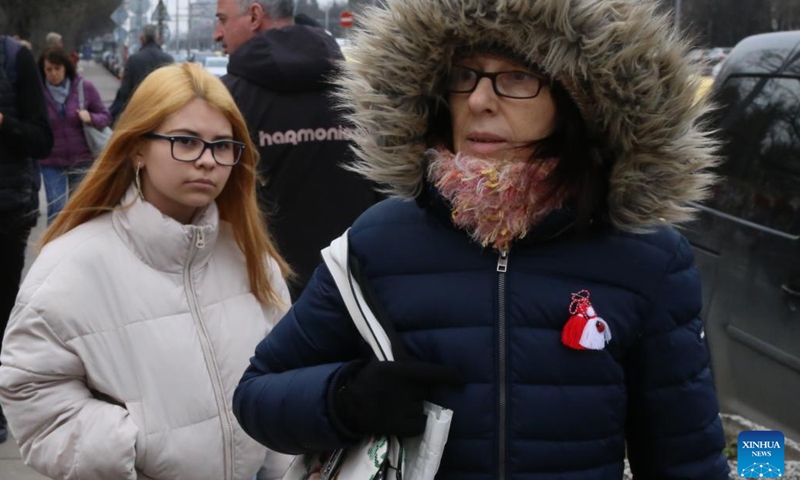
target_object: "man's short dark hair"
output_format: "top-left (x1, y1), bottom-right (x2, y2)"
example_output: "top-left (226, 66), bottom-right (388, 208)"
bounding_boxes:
top-left (141, 24), bottom-right (158, 44)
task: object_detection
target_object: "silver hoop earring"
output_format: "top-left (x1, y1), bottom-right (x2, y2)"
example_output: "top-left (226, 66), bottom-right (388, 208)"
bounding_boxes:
top-left (135, 163), bottom-right (145, 201)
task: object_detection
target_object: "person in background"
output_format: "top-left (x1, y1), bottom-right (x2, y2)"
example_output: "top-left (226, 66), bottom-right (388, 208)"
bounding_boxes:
top-left (0, 32), bottom-right (53, 445)
top-left (109, 24), bottom-right (174, 122)
top-left (231, 0), bottom-right (731, 479)
top-left (45, 31), bottom-right (63, 48)
top-left (38, 46), bottom-right (111, 224)
top-left (0, 63), bottom-right (292, 479)
top-left (214, 0), bottom-right (381, 300)
top-left (45, 32), bottom-right (79, 67)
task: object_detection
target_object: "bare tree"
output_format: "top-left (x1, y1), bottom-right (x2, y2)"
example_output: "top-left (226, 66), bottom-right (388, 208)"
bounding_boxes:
top-left (0, 0), bottom-right (122, 53)
top-left (663, 0), bottom-right (797, 47)
top-left (771, 0), bottom-right (800, 31)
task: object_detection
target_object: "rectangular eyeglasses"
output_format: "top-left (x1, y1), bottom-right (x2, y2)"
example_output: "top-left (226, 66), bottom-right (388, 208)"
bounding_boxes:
top-left (446, 65), bottom-right (549, 99)
top-left (144, 133), bottom-right (246, 166)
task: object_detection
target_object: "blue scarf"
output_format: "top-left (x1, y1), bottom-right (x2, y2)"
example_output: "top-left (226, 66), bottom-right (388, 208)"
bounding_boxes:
top-left (46, 78), bottom-right (71, 119)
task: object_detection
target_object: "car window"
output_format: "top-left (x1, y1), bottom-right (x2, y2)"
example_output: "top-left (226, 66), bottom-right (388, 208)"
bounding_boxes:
top-left (707, 75), bottom-right (800, 236)
top-left (193, 52), bottom-right (213, 64)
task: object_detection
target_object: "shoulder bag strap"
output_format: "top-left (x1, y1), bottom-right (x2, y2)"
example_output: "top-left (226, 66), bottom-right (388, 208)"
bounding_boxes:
top-left (322, 229), bottom-right (394, 362)
top-left (347, 252), bottom-right (411, 362)
top-left (77, 77), bottom-right (85, 110)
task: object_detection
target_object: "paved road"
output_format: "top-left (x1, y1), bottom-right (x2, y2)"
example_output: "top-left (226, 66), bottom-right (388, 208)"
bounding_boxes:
top-left (3, 60), bottom-right (119, 480)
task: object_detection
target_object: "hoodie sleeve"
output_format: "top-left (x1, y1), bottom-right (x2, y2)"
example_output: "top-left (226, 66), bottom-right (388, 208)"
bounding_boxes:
top-left (233, 263), bottom-right (364, 454)
top-left (0, 304), bottom-right (139, 480)
top-left (625, 235), bottom-right (730, 480)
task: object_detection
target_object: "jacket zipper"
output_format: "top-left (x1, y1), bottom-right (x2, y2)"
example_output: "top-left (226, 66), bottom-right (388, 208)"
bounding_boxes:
top-left (184, 229), bottom-right (234, 480)
top-left (496, 249), bottom-right (509, 480)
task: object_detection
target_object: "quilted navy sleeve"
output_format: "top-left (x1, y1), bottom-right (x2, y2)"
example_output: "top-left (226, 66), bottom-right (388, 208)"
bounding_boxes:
top-left (625, 235), bottom-right (730, 480)
top-left (233, 263), bottom-right (363, 454)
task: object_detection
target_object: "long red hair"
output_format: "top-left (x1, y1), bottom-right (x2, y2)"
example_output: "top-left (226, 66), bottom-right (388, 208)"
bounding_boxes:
top-left (40, 62), bottom-right (290, 306)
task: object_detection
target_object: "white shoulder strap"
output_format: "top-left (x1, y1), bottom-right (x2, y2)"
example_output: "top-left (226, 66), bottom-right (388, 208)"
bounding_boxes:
top-left (321, 230), bottom-right (394, 362)
top-left (77, 78), bottom-right (85, 110)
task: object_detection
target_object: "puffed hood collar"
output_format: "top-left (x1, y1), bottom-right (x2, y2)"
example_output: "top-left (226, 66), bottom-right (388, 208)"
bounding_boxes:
top-left (112, 185), bottom-right (219, 274)
top-left (335, 0), bottom-right (718, 230)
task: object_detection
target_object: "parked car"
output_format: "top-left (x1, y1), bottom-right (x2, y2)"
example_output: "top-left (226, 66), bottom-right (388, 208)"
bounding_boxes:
top-left (694, 74), bottom-right (715, 103)
top-left (190, 50), bottom-right (216, 66)
top-left (203, 56), bottom-right (229, 77)
top-left (683, 31), bottom-right (800, 440)
top-left (101, 50), bottom-right (123, 78)
top-left (171, 51), bottom-right (189, 63)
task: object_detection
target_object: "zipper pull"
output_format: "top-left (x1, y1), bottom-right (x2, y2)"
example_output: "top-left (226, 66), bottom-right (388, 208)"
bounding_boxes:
top-left (196, 229), bottom-right (206, 249)
top-left (496, 250), bottom-right (509, 273)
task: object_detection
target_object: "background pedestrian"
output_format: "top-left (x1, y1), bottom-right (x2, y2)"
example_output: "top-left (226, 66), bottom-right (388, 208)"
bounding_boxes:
top-left (214, 0), bottom-right (381, 300)
top-left (0, 32), bottom-right (53, 445)
top-left (38, 46), bottom-right (110, 223)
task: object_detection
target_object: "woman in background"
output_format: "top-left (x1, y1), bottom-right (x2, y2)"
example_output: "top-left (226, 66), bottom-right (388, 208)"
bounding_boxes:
top-left (38, 46), bottom-right (110, 223)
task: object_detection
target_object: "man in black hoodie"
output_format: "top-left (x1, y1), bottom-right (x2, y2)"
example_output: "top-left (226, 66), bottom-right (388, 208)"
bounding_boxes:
top-left (214, 0), bottom-right (380, 300)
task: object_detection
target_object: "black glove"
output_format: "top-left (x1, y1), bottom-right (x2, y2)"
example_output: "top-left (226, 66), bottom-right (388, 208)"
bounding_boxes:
top-left (332, 360), bottom-right (463, 438)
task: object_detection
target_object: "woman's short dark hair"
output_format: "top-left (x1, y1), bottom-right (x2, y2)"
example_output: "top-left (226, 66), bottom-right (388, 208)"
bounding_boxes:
top-left (38, 47), bottom-right (76, 81)
top-left (427, 72), bottom-right (614, 231)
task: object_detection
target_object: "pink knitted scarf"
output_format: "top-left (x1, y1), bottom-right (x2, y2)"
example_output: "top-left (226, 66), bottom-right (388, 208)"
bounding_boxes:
top-left (427, 148), bottom-right (563, 250)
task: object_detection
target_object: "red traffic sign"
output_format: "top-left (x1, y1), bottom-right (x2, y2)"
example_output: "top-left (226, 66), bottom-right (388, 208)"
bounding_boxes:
top-left (339, 10), bottom-right (354, 29)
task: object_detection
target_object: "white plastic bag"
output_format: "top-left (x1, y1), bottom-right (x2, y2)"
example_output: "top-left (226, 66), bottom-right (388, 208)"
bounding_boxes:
top-left (281, 230), bottom-right (453, 480)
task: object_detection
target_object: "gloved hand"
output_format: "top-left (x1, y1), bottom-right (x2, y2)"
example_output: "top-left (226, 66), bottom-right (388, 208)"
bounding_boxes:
top-left (332, 360), bottom-right (463, 438)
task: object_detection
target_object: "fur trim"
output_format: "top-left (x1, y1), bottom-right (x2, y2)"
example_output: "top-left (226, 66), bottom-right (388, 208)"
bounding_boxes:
top-left (335, 0), bottom-right (719, 229)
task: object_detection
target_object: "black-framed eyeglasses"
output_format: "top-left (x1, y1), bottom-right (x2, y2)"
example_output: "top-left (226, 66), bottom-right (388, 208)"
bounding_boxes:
top-left (446, 65), bottom-right (549, 99)
top-left (144, 133), bottom-right (245, 166)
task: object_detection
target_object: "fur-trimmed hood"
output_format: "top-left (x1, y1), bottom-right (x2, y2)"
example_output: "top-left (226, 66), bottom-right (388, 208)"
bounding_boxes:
top-left (335, 0), bottom-right (718, 229)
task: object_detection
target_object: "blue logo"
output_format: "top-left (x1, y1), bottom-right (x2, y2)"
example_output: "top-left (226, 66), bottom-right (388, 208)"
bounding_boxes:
top-left (738, 430), bottom-right (784, 478)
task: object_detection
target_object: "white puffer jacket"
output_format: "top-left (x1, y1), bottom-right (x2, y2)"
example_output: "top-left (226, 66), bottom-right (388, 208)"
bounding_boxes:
top-left (0, 187), bottom-right (292, 480)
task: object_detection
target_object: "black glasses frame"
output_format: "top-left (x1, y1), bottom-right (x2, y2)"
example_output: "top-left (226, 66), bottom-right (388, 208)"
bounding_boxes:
top-left (144, 133), bottom-right (246, 166)
top-left (446, 65), bottom-right (549, 99)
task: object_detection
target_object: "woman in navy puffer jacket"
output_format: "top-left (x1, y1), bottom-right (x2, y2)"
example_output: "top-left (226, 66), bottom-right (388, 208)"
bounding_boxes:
top-left (233, 1), bottom-right (731, 479)
top-left (39, 46), bottom-right (110, 223)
